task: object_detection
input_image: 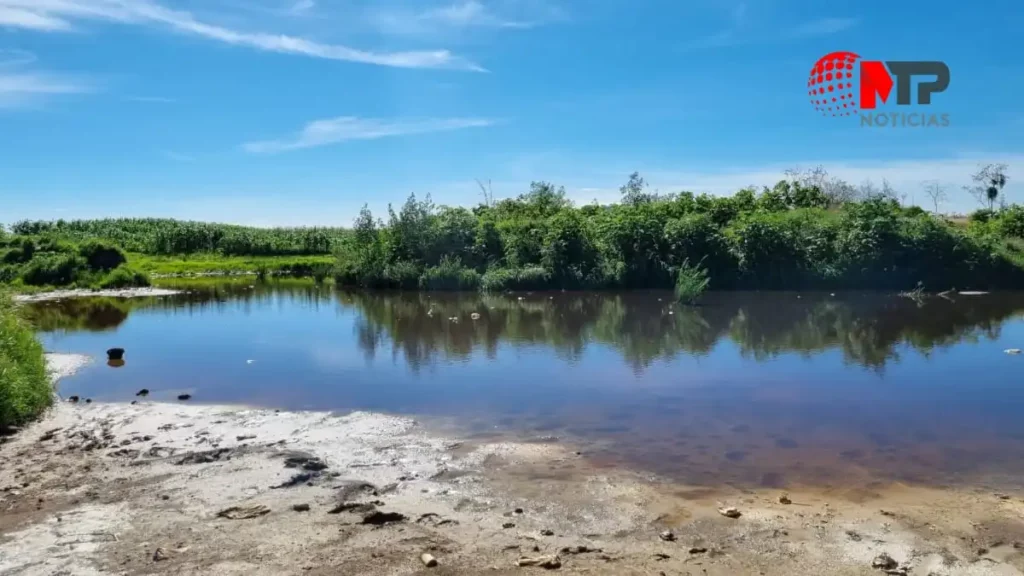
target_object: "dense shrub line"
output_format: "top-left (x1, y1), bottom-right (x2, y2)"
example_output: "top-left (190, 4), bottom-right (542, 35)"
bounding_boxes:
top-left (332, 178), bottom-right (1024, 292)
top-left (10, 218), bottom-right (350, 257)
top-left (0, 236), bottom-right (150, 289)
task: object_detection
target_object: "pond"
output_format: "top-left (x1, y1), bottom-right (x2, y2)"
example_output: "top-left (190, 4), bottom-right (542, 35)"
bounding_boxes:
top-left (27, 281), bottom-right (1024, 490)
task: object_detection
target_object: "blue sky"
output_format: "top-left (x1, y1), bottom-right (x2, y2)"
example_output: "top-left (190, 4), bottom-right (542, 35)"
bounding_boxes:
top-left (1, 0), bottom-right (1022, 226)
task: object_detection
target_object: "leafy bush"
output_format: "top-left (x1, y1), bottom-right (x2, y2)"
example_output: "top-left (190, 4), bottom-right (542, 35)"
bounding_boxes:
top-left (675, 259), bottom-right (710, 304)
top-left (480, 267), bottom-right (552, 292)
top-left (97, 267), bottom-right (150, 289)
top-left (419, 256), bottom-right (480, 291)
top-left (78, 239), bottom-right (126, 271)
top-left (20, 254), bottom-right (86, 286)
top-left (0, 293), bottom-right (51, 428)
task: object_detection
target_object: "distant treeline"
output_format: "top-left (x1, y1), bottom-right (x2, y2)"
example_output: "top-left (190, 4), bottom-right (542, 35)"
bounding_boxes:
top-left (333, 173), bottom-right (1024, 292)
top-left (9, 218), bottom-right (351, 256)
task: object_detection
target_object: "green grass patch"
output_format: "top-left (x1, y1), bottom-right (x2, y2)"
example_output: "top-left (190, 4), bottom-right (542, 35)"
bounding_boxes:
top-left (0, 292), bottom-right (51, 429)
top-left (129, 253), bottom-right (335, 276)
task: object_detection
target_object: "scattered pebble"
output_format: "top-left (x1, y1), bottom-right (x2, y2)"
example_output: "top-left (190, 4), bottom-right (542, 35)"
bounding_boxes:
top-left (540, 529), bottom-right (554, 536)
top-left (420, 553), bottom-right (438, 568)
top-left (292, 503), bottom-right (310, 512)
top-left (779, 494), bottom-right (792, 505)
top-left (217, 505), bottom-right (270, 519)
top-left (514, 507), bottom-right (524, 514)
top-left (503, 522), bottom-right (516, 529)
top-left (689, 547), bottom-right (708, 554)
top-left (718, 507), bottom-right (742, 519)
top-left (516, 555), bottom-right (561, 569)
top-left (871, 553), bottom-right (897, 570)
top-left (153, 548), bottom-right (169, 562)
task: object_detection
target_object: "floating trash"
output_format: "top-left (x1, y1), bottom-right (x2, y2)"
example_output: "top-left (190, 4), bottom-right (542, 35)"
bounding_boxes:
top-left (470, 312), bottom-right (481, 320)
top-left (1005, 349), bottom-right (1022, 355)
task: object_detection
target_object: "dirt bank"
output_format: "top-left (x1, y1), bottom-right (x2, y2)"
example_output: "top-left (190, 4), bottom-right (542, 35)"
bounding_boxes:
top-left (13, 288), bottom-right (183, 303)
top-left (2, 363), bottom-right (1024, 575)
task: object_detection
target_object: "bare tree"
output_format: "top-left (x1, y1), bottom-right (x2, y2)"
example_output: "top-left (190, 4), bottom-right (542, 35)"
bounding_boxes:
top-left (475, 178), bottom-right (495, 207)
top-left (786, 165), bottom-right (860, 206)
top-left (965, 163), bottom-right (1010, 210)
top-left (922, 181), bottom-right (948, 213)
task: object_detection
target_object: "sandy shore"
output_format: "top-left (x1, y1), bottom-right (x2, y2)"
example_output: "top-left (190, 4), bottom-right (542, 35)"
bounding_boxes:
top-left (13, 288), bottom-right (183, 303)
top-left (1, 358), bottom-right (1023, 575)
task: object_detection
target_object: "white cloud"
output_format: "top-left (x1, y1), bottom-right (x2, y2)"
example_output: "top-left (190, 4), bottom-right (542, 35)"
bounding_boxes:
top-left (243, 116), bottom-right (497, 153)
top-left (0, 71), bottom-right (95, 108)
top-left (0, 6), bottom-right (72, 30)
top-left (0, 0), bottom-right (482, 71)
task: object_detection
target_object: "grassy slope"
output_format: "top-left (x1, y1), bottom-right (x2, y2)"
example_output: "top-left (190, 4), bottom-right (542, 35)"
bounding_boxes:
top-left (128, 253), bottom-right (334, 275)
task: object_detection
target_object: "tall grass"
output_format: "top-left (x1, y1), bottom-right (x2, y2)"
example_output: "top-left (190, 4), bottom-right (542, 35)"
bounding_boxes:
top-left (675, 259), bottom-right (710, 304)
top-left (0, 292), bottom-right (51, 429)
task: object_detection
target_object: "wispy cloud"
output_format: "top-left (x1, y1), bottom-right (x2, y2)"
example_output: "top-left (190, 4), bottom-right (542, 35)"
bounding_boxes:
top-left (125, 95), bottom-right (176, 103)
top-left (289, 0), bottom-right (315, 15)
top-left (0, 71), bottom-right (95, 108)
top-left (789, 17), bottom-right (859, 38)
top-left (0, 49), bottom-right (94, 109)
top-left (0, 0), bottom-right (482, 71)
top-left (370, 0), bottom-right (562, 37)
top-left (243, 116), bottom-right (497, 154)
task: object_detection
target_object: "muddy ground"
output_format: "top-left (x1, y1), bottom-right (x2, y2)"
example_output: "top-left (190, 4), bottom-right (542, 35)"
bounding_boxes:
top-left (2, 360), bottom-right (1024, 575)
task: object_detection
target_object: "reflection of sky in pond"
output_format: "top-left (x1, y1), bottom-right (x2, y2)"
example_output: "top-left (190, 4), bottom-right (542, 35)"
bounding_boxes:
top-left (30, 284), bottom-right (1024, 489)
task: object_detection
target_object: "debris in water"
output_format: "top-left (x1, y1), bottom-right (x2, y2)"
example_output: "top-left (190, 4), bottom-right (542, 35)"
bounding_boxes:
top-left (246, 359), bottom-right (255, 364)
top-left (471, 312), bottom-right (481, 320)
top-left (136, 389), bottom-right (149, 397)
top-left (1005, 349), bottom-right (1022, 355)
top-left (177, 394), bottom-right (192, 401)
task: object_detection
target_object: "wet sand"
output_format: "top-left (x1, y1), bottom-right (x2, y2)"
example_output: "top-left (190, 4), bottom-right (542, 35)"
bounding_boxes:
top-left (2, 357), bottom-right (1024, 575)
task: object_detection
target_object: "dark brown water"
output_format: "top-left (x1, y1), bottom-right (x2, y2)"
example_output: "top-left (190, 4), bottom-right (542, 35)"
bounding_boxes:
top-left (29, 281), bottom-right (1024, 489)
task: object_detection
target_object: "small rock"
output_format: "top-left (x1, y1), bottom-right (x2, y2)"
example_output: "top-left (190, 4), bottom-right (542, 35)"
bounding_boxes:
top-left (330, 502), bottom-right (378, 514)
top-left (540, 529), bottom-right (554, 536)
top-left (130, 401), bottom-right (137, 405)
top-left (846, 530), bottom-right (862, 542)
top-left (689, 547), bottom-right (708, 554)
top-left (85, 399), bottom-right (92, 404)
top-left (153, 548), bottom-right (169, 562)
top-left (996, 493), bottom-right (1011, 500)
top-left (361, 511), bottom-right (406, 525)
top-left (503, 522), bottom-right (516, 529)
top-left (653, 553), bottom-right (670, 560)
top-left (421, 553), bottom-right (438, 568)
top-left (880, 509), bottom-right (896, 517)
top-left (177, 394), bottom-right (192, 401)
top-left (560, 546), bottom-right (599, 555)
top-left (779, 494), bottom-right (792, 505)
top-left (718, 507), bottom-right (742, 519)
top-left (160, 495), bottom-right (170, 501)
top-left (236, 435), bottom-right (257, 441)
top-left (516, 555), bottom-right (561, 569)
top-left (514, 507), bottom-right (524, 514)
top-left (659, 530), bottom-right (676, 542)
top-left (872, 553), bottom-right (898, 570)
top-left (68, 396), bottom-right (79, 403)
top-left (136, 389), bottom-right (149, 397)
top-left (292, 503), bottom-right (310, 512)
top-left (217, 505), bottom-right (270, 520)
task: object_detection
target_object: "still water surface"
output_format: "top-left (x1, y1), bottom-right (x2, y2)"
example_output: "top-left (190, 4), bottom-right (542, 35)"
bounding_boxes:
top-left (27, 281), bottom-right (1024, 489)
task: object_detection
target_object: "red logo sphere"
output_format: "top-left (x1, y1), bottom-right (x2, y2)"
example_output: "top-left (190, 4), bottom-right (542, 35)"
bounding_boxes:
top-left (808, 51), bottom-right (859, 117)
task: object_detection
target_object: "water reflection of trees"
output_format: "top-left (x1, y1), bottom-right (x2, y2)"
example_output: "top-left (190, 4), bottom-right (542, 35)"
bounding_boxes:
top-left (26, 282), bottom-right (1024, 372)
top-left (342, 291), bottom-right (1024, 371)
